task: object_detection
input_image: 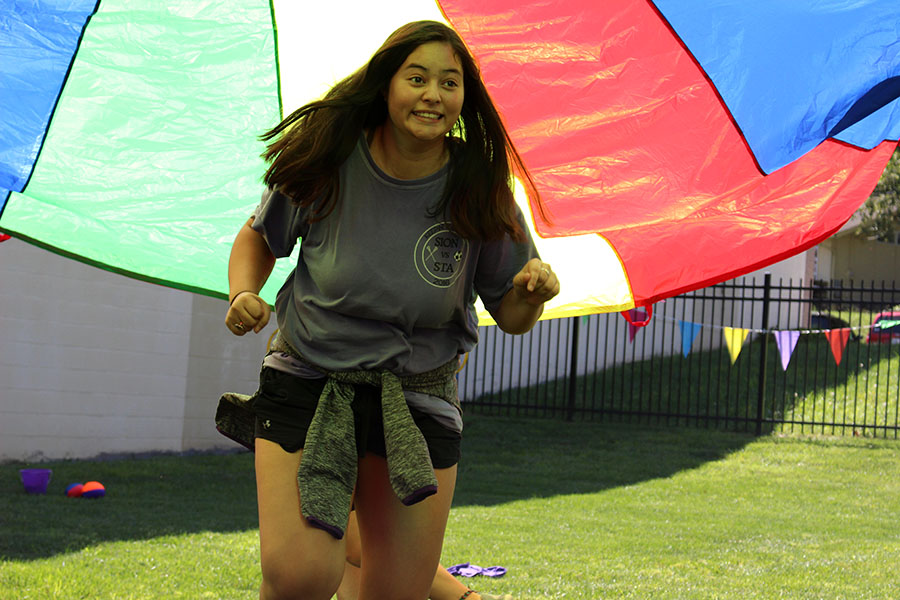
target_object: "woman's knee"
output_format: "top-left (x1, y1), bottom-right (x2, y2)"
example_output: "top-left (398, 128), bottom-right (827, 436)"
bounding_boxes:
top-left (260, 552), bottom-right (344, 600)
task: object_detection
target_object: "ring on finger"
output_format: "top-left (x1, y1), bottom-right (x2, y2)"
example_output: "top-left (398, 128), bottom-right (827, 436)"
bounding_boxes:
top-left (235, 322), bottom-right (246, 331)
top-left (540, 266), bottom-right (551, 275)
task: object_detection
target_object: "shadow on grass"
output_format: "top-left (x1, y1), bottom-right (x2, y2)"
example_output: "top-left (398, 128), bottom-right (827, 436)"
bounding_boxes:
top-left (452, 415), bottom-right (753, 507)
top-left (0, 417), bottom-right (754, 561)
top-left (0, 450), bottom-right (258, 561)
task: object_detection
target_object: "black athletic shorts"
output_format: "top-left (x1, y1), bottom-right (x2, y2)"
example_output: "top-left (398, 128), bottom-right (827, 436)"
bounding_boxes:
top-left (252, 366), bottom-right (461, 469)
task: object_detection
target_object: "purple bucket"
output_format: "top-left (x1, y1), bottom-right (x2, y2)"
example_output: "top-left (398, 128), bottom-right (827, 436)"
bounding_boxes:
top-left (20, 468), bottom-right (52, 494)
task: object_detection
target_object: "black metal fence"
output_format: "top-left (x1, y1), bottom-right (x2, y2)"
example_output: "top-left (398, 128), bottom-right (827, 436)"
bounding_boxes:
top-left (457, 276), bottom-right (900, 437)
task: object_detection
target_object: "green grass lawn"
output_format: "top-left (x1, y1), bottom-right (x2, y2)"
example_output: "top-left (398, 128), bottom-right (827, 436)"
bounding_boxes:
top-left (3, 417), bottom-right (900, 599)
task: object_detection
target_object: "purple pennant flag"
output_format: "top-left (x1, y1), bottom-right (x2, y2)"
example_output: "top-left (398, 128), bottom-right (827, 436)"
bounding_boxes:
top-left (774, 330), bottom-right (801, 370)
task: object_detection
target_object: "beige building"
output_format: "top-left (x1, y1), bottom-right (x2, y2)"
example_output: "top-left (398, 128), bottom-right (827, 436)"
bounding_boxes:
top-left (815, 215), bottom-right (900, 283)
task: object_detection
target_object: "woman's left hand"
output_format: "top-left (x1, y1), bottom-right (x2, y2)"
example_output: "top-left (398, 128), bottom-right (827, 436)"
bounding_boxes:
top-left (511, 258), bottom-right (560, 306)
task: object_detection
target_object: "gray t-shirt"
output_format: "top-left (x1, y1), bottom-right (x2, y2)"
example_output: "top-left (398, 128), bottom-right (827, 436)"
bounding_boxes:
top-left (251, 135), bottom-right (539, 376)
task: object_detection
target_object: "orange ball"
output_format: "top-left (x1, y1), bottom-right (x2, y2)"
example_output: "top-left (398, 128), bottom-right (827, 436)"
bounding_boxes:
top-left (81, 481), bottom-right (106, 499)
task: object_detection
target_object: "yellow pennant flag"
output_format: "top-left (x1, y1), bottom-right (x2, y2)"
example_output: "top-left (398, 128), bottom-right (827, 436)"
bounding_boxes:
top-left (723, 327), bottom-right (750, 364)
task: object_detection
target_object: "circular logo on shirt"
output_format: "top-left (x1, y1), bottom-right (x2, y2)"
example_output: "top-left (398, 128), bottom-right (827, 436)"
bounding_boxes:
top-left (414, 222), bottom-right (468, 288)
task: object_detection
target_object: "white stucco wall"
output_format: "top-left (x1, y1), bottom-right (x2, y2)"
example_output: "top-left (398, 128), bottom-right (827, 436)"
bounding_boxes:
top-left (0, 233), bottom-right (817, 461)
top-left (0, 238), bottom-right (269, 462)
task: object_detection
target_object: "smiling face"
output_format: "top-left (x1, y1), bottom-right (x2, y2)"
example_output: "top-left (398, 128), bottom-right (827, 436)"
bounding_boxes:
top-left (385, 41), bottom-right (465, 150)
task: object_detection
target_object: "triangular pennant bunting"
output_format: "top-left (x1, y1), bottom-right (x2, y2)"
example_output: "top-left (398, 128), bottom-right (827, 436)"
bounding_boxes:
top-left (626, 309), bottom-right (647, 342)
top-left (678, 321), bottom-right (702, 357)
top-left (773, 330), bottom-right (801, 370)
top-left (723, 327), bottom-right (750, 364)
top-left (824, 328), bottom-right (852, 366)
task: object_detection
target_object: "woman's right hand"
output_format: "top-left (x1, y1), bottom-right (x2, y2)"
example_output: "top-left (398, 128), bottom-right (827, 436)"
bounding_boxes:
top-left (226, 291), bottom-right (271, 336)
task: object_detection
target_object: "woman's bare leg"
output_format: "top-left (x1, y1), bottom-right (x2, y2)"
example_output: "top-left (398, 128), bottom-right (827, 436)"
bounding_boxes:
top-left (354, 454), bottom-right (457, 600)
top-left (340, 510), bottom-right (486, 600)
top-left (255, 438), bottom-right (347, 600)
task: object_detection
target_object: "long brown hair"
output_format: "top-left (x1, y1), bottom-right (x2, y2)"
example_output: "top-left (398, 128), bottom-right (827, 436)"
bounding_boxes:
top-left (260, 20), bottom-right (547, 241)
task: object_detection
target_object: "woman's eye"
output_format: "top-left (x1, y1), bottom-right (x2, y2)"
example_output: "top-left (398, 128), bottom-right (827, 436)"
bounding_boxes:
top-left (443, 80), bottom-right (459, 88)
top-left (410, 76), bottom-right (424, 84)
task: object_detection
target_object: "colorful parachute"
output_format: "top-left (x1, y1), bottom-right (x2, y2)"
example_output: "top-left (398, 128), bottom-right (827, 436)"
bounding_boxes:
top-left (2, 1), bottom-right (899, 322)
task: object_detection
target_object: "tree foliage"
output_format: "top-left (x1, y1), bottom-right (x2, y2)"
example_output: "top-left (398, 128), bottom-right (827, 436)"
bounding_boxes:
top-left (855, 146), bottom-right (900, 242)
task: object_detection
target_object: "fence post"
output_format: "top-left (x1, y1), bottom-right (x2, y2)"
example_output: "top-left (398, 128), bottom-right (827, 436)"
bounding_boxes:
top-left (567, 316), bottom-right (580, 421)
top-left (755, 272), bottom-right (772, 435)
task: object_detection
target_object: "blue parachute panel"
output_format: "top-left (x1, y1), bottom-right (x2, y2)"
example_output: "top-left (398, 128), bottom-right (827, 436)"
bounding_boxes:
top-left (0, 0), bottom-right (98, 192)
top-left (652, 0), bottom-right (900, 173)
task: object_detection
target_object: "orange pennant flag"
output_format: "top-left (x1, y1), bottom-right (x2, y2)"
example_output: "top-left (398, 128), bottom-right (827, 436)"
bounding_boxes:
top-left (824, 328), bottom-right (852, 366)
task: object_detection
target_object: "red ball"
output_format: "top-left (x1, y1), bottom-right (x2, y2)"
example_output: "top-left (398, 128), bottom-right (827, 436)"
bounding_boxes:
top-left (81, 481), bottom-right (106, 499)
top-left (65, 483), bottom-right (84, 498)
